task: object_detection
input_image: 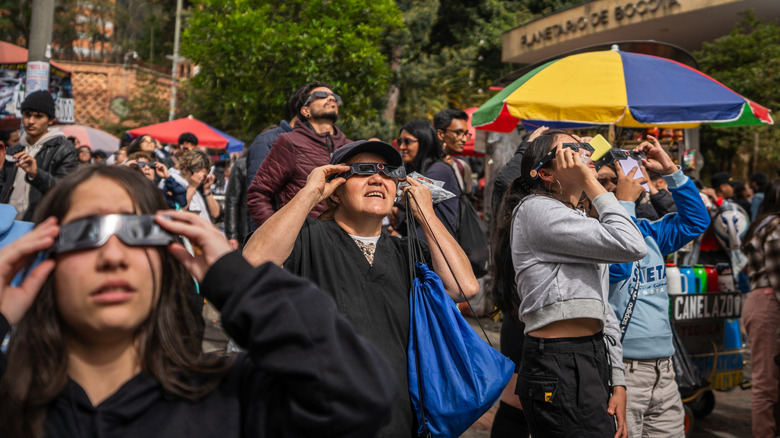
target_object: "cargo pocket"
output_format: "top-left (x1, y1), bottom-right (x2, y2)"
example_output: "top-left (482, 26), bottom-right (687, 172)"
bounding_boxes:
top-left (516, 375), bottom-right (565, 435)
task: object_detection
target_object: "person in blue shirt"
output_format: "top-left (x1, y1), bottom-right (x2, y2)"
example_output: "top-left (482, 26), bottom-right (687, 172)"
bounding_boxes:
top-left (598, 136), bottom-right (710, 437)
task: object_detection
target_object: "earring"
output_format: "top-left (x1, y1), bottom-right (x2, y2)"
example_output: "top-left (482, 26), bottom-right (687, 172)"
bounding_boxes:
top-left (556, 179), bottom-right (563, 195)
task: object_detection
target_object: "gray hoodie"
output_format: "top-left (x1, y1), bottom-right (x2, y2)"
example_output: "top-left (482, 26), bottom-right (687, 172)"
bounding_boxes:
top-left (511, 192), bottom-right (647, 386)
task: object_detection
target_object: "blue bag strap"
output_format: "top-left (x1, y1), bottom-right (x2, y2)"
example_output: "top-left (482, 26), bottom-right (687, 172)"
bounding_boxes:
top-left (404, 191), bottom-right (431, 438)
top-left (403, 190), bottom-right (494, 347)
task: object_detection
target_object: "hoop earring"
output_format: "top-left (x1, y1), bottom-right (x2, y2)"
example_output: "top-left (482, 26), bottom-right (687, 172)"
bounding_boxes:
top-left (554, 179), bottom-right (562, 195)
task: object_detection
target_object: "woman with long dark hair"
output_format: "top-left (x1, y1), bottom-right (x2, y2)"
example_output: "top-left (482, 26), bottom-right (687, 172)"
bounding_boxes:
top-left (0, 166), bottom-right (395, 438)
top-left (488, 130), bottom-right (647, 438)
top-left (397, 120), bottom-right (460, 236)
top-left (741, 178), bottom-right (780, 438)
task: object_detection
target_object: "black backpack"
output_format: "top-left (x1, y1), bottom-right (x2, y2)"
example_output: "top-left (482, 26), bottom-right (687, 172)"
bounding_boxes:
top-left (454, 193), bottom-right (490, 278)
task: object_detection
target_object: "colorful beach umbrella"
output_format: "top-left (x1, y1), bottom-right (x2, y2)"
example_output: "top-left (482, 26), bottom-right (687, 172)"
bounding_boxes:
top-left (473, 49), bottom-right (773, 132)
top-left (127, 115), bottom-right (245, 152)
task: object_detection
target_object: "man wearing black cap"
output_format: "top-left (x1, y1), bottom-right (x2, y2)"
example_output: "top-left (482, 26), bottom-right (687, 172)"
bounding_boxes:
top-left (243, 140), bottom-right (479, 438)
top-left (709, 171), bottom-right (734, 207)
top-left (0, 90), bottom-right (78, 220)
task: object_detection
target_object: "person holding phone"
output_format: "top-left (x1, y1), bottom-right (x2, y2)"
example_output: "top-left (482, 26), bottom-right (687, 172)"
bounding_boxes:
top-left (599, 137), bottom-right (710, 437)
top-left (179, 150), bottom-right (220, 222)
top-left (491, 130), bottom-right (647, 438)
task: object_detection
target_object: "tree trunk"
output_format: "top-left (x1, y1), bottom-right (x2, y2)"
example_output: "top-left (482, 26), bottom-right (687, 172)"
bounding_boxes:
top-left (384, 45), bottom-right (402, 124)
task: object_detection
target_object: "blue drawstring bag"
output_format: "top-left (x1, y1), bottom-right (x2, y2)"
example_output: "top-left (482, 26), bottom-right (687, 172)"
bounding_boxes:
top-left (404, 192), bottom-right (514, 438)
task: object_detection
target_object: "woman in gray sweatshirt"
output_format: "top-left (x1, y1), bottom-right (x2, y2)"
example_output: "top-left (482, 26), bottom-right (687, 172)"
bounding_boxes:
top-left (490, 131), bottom-right (647, 438)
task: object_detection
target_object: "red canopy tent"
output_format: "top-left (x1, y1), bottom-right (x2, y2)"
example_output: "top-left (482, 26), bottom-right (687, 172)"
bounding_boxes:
top-left (127, 116), bottom-right (229, 148)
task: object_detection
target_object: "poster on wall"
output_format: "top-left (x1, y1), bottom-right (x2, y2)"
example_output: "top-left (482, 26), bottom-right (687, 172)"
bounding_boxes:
top-left (0, 61), bottom-right (74, 123)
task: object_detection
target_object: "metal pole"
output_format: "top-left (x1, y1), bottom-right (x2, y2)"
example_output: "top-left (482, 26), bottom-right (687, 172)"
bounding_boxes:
top-left (22, 0), bottom-right (55, 132)
top-left (169, 0), bottom-right (183, 121)
top-left (28, 0), bottom-right (55, 65)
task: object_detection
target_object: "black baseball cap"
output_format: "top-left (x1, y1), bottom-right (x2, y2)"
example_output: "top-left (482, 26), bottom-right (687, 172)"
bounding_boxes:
top-left (711, 172), bottom-right (732, 188)
top-left (330, 140), bottom-right (403, 167)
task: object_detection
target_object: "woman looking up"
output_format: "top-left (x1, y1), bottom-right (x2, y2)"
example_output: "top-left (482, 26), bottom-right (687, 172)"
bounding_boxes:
top-left (490, 130), bottom-right (647, 438)
top-left (396, 120), bottom-right (460, 237)
top-left (0, 166), bottom-right (396, 438)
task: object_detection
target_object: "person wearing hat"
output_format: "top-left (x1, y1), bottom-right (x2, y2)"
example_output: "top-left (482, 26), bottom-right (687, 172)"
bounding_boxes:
top-left (705, 171), bottom-right (734, 208)
top-left (0, 90), bottom-right (78, 220)
top-left (242, 140), bottom-right (479, 438)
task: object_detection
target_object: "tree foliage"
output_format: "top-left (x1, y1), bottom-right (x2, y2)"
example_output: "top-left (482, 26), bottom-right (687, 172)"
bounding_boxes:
top-left (694, 11), bottom-right (780, 178)
top-left (180, 0), bottom-right (404, 141)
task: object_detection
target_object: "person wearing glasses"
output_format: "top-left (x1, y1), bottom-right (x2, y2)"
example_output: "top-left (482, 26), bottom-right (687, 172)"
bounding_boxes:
top-left (0, 165), bottom-right (397, 437)
top-left (123, 151), bottom-right (187, 209)
top-left (243, 140), bottom-right (479, 438)
top-left (396, 120), bottom-right (459, 237)
top-left (434, 109), bottom-right (473, 196)
top-left (490, 130), bottom-right (647, 438)
top-left (247, 82), bottom-right (351, 228)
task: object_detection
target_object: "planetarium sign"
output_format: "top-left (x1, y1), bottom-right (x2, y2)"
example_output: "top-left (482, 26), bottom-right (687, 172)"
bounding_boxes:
top-left (520, 0), bottom-right (682, 47)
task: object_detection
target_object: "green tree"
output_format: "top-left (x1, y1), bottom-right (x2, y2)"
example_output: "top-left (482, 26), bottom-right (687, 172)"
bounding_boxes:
top-left (180, 0), bottom-right (404, 141)
top-left (694, 11), bottom-right (780, 179)
top-left (388, 0), bottom-right (533, 127)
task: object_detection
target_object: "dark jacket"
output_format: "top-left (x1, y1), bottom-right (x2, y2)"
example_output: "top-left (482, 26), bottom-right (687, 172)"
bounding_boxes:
top-left (246, 120), bottom-right (293, 192)
top-left (0, 251), bottom-right (397, 438)
top-left (247, 122), bottom-right (350, 226)
top-left (0, 134), bottom-right (78, 220)
top-left (225, 157), bottom-right (248, 245)
top-left (245, 121), bottom-right (293, 232)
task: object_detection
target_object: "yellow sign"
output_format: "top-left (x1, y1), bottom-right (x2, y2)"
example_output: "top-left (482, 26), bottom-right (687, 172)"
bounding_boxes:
top-left (711, 371), bottom-right (743, 390)
top-left (545, 392), bottom-right (553, 402)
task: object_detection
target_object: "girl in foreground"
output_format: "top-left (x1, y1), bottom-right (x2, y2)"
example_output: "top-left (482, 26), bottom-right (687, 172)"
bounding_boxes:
top-left (0, 166), bottom-right (395, 437)
top-left (491, 131), bottom-right (647, 438)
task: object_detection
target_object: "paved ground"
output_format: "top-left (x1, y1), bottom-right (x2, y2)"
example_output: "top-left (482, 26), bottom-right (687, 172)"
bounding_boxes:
top-left (458, 316), bottom-right (754, 438)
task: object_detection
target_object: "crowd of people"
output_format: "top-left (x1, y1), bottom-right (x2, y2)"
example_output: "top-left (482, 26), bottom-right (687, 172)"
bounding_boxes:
top-left (0, 86), bottom-right (777, 438)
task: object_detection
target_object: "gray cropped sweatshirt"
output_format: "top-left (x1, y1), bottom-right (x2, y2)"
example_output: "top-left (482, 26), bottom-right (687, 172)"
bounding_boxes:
top-left (511, 192), bottom-right (648, 386)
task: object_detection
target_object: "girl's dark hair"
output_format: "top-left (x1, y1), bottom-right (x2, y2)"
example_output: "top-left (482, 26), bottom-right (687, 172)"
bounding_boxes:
top-left (742, 178), bottom-right (780, 249)
top-left (399, 120), bottom-right (442, 175)
top-left (486, 130), bottom-right (575, 321)
top-left (0, 166), bottom-right (230, 438)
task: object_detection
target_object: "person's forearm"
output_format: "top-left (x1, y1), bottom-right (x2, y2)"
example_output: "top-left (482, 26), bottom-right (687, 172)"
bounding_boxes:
top-left (205, 193), bottom-right (220, 219)
top-left (243, 186), bottom-right (320, 266)
top-left (418, 211), bottom-right (479, 302)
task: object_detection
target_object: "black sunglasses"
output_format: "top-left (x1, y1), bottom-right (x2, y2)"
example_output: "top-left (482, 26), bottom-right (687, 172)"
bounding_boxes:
top-left (136, 161), bottom-right (157, 169)
top-left (328, 162), bottom-right (406, 181)
top-left (304, 90), bottom-right (342, 107)
top-left (530, 143), bottom-right (595, 178)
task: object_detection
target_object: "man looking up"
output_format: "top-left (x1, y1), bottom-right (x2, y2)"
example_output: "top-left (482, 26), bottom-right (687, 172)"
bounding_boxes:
top-left (0, 90), bottom-right (77, 220)
top-left (434, 109), bottom-right (473, 196)
top-left (244, 87), bottom-right (306, 232)
top-left (247, 81), bottom-right (350, 226)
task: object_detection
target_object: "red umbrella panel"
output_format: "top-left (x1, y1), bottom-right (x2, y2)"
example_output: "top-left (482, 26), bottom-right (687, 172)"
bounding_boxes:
top-left (127, 116), bottom-right (229, 148)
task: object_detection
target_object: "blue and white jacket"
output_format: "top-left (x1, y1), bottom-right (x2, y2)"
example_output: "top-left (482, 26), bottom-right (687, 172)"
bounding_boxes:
top-left (607, 169), bottom-right (710, 360)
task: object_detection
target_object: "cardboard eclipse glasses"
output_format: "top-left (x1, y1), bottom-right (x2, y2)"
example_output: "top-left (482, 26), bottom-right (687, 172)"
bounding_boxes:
top-left (328, 162), bottom-right (407, 182)
top-left (529, 142), bottom-right (595, 178)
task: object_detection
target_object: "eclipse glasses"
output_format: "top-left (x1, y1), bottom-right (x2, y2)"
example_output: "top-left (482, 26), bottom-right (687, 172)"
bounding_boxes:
top-left (304, 91), bottom-right (342, 107)
top-left (529, 142), bottom-right (595, 178)
top-left (52, 214), bottom-right (174, 255)
top-left (328, 162), bottom-right (407, 182)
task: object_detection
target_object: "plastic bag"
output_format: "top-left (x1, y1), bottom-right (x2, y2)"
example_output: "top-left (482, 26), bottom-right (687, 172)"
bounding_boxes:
top-left (398, 172), bottom-right (456, 204)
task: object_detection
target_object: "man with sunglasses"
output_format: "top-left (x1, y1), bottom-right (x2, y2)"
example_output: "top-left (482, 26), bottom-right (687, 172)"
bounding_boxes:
top-left (243, 140), bottom-right (478, 438)
top-left (247, 81), bottom-right (350, 227)
top-left (434, 109), bottom-right (474, 196)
